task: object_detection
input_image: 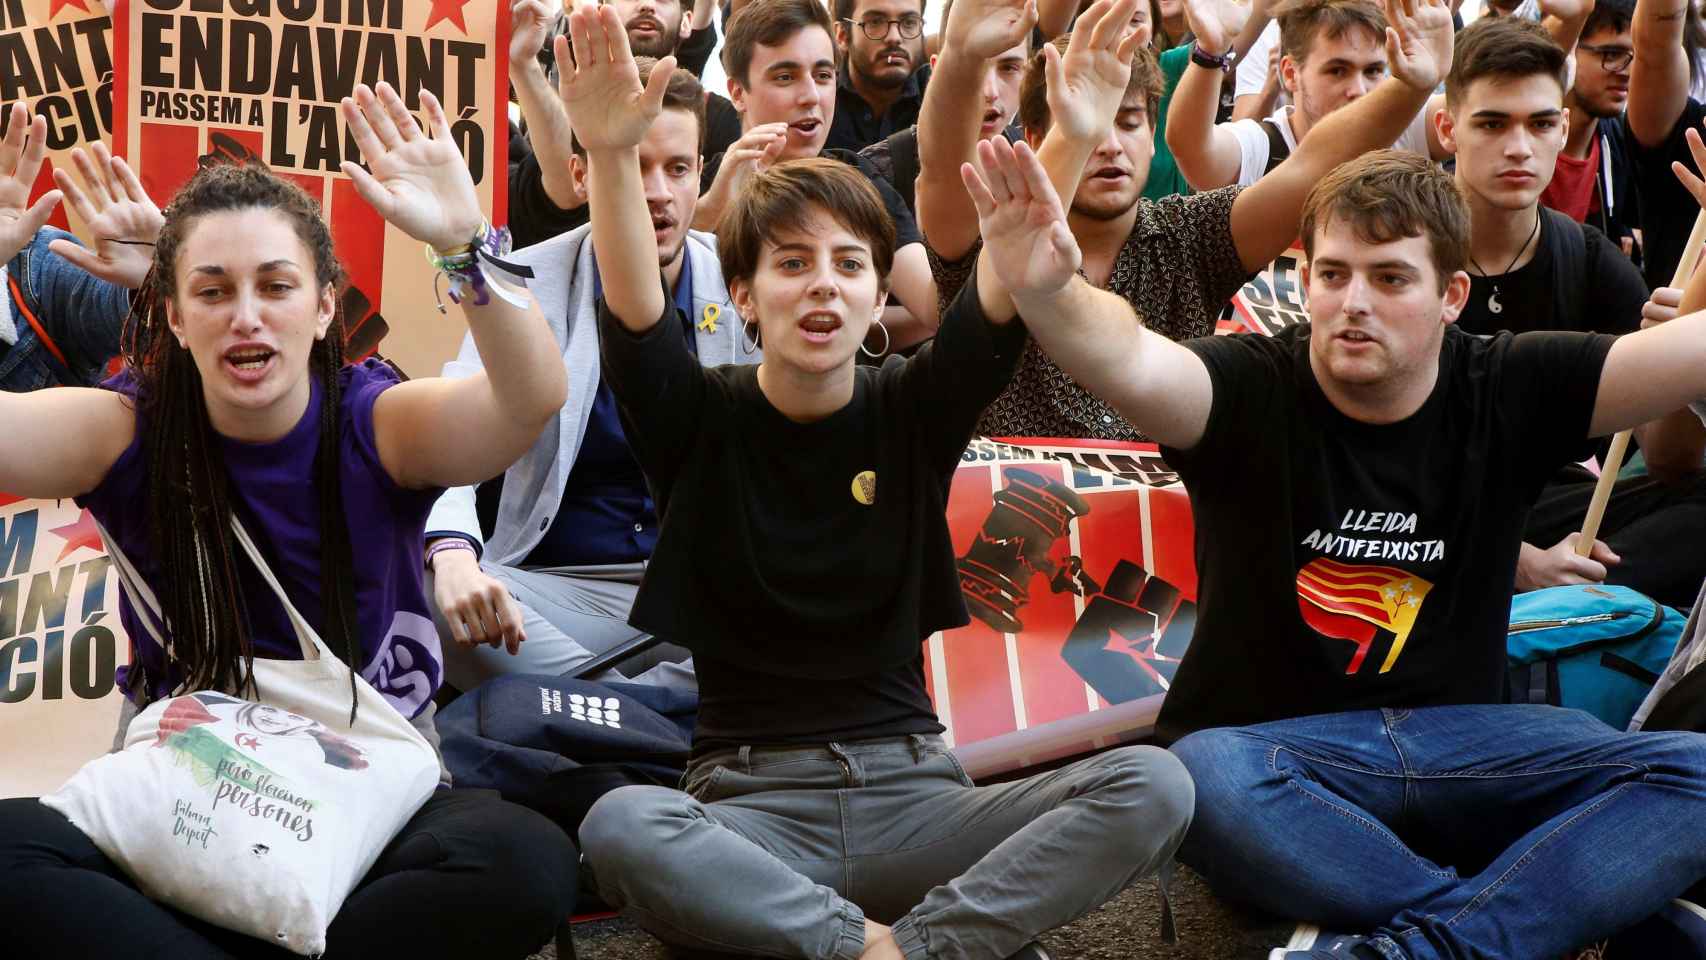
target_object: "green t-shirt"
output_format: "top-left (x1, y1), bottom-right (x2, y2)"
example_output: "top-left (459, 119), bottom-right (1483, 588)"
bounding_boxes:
top-left (1144, 44), bottom-right (1193, 201)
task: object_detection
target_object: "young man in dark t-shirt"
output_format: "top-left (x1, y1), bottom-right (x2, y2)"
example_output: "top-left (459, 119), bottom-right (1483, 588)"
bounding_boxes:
top-left (825, 0), bottom-right (933, 152)
top-left (1541, 0), bottom-right (1642, 255)
top-left (1016, 142), bottom-right (1706, 958)
top-left (505, 0), bottom-right (741, 247)
top-left (917, 0), bottom-right (1456, 441)
top-left (1440, 18), bottom-right (1706, 608)
top-left (1630, 0), bottom-right (1706, 288)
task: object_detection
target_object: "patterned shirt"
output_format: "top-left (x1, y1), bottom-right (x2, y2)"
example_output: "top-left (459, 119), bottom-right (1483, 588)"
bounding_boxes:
top-left (929, 185), bottom-right (1249, 440)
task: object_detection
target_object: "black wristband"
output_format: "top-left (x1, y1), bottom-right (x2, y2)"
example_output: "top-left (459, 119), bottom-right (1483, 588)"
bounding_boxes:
top-left (1190, 41), bottom-right (1234, 72)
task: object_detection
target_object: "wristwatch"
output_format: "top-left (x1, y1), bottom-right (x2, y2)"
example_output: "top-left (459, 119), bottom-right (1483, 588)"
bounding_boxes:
top-left (1190, 41), bottom-right (1235, 72)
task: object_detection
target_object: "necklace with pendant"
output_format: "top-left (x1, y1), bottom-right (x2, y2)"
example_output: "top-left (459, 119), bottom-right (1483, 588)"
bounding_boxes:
top-left (1468, 211), bottom-right (1542, 316)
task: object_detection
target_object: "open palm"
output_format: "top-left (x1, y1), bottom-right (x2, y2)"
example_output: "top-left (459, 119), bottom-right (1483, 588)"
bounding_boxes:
top-left (1046, 0), bottom-right (1149, 143)
top-left (1384, 0), bottom-right (1453, 93)
top-left (0, 105), bottom-right (63, 266)
top-left (340, 83), bottom-right (483, 252)
top-left (48, 144), bottom-right (163, 290)
top-left (944, 0), bottom-right (1039, 60)
top-left (965, 138), bottom-right (1082, 297)
top-left (557, 6), bottom-right (676, 153)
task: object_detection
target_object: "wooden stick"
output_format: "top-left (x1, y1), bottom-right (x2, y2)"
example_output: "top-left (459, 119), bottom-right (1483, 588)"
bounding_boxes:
top-left (1577, 208), bottom-right (1706, 555)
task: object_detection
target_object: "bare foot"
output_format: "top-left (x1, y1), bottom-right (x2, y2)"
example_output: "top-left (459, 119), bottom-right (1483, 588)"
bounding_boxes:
top-left (859, 920), bottom-right (905, 960)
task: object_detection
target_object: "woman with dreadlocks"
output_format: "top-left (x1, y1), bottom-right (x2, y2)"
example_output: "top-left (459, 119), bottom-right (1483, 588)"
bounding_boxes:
top-left (0, 83), bottom-right (575, 958)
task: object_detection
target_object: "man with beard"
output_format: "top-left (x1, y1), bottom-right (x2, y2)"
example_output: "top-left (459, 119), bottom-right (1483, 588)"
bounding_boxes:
top-left (1540, 0), bottom-right (1641, 257)
top-left (506, 0), bottom-right (741, 246)
top-left (425, 60), bottom-right (752, 693)
top-left (915, 0), bottom-right (1456, 441)
top-left (1441, 18), bottom-right (1706, 610)
top-left (859, 0), bottom-right (1030, 216)
top-left (826, 0), bottom-right (932, 152)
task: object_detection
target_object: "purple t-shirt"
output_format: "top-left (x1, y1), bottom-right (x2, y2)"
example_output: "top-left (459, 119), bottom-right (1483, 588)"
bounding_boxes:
top-left (77, 359), bottom-right (446, 719)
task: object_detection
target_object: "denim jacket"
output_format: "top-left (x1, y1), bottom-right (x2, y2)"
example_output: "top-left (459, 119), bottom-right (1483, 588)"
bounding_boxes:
top-left (0, 228), bottom-right (130, 392)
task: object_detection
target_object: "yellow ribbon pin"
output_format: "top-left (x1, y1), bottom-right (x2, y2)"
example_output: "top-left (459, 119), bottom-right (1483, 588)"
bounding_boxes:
top-left (698, 304), bottom-right (720, 334)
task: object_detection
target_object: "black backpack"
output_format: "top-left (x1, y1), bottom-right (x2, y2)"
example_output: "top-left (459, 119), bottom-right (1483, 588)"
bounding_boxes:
top-left (437, 675), bottom-right (697, 841)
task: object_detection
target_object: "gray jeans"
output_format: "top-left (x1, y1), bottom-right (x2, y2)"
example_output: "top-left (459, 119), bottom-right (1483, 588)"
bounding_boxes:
top-left (429, 561), bottom-right (695, 693)
top-left (580, 735), bottom-right (1193, 960)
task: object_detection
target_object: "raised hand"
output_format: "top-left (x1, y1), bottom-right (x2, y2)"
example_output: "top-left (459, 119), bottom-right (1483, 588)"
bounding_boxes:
top-left (1383, 0), bottom-right (1453, 93)
top-left (340, 83), bottom-right (484, 252)
top-left (1180, 0), bottom-right (1250, 58)
top-left (555, 6), bottom-right (677, 153)
top-left (1536, 0), bottom-right (1594, 24)
top-left (962, 136), bottom-right (1082, 299)
top-left (0, 104), bottom-right (63, 267)
top-left (511, 0), bottom-right (558, 73)
top-left (47, 143), bottom-right (163, 290)
top-left (1043, 0), bottom-right (1149, 144)
top-left (942, 0), bottom-right (1040, 61)
top-left (1670, 125), bottom-right (1706, 211)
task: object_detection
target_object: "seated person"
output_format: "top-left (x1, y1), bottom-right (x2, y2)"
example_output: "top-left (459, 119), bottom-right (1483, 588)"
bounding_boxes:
top-left (693, 0), bottom-right (940, 349)
top-left (426, 59), bottom-right (751, 693)
top-left (1629, 0), bottom-right (1706, 288)
top-left (1440, 17), bottom-right (1706, 608)
top-left (857, 0), bottom-right (1033, 216)
top-left (1541, 0), bottom-right (1642, 259)
top-left (917, 0), bottom-right (1455, 440)
top-left (824, 0), bottom-right (933, 153)
top-left (505, 0), bottom-right (741, 247)
top-left (0, 106), bottom-right (155, 392)
top-left (562, 7), bottom-right (1193, 956)
top-left (1015, 137), bottom-right (1706, 957)
top-left (0, 84), bottom-right (577, 959)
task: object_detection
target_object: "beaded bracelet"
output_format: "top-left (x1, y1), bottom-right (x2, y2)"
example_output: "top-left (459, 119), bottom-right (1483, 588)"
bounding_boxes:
top-left (425, 221), bottom-right (536, 313)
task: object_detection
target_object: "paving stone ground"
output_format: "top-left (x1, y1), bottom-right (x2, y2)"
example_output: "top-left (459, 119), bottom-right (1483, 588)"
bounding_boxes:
top-left (528, 864), bottom-right (1295, 960)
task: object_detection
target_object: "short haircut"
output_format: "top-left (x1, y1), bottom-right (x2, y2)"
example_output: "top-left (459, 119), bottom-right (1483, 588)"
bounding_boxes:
top-left (832, 0), bottom-right (927, 29)
top-left (1018, 36), bottom-right (1163, 138)
top-left (1299, 149), bottom-right (1470, 290)
top-left (1445, 17), bottom-right (1569, 107)
top-left (1580, 0), bottom-right (1634, 41)
top-left (718, 157), bottom-right (898, 287)
top-left (722, 0), bottom-right (837, 88)
top-left (1270, 0), bottom-right (1387, 64)
top-left (570, 58), bottom-right (707, 157)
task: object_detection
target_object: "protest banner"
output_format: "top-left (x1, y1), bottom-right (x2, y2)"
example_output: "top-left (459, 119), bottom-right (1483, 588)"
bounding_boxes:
top-left (0, 0), bottom-right (115, 236)
top-left (0, 492), bottom-right (129, 798)
top-left (933, 437), bottom-right (1197, 776)
top-left (1232, 242), bottom-right (1310, 335)
top-left (110, 0), bottom-right (512, 379)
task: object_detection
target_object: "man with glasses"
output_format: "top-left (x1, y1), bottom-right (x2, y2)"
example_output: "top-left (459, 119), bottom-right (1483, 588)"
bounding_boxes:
top-left (827, 0), bottom-right (933, 151)
top-left (1541, 0), bottom-right (1641, 260)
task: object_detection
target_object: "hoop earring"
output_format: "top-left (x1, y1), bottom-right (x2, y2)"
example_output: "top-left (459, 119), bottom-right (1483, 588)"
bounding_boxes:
top-left (740, 317), bottom-right (761, 355)
top-left (859, 317), bottom-right (891, 359)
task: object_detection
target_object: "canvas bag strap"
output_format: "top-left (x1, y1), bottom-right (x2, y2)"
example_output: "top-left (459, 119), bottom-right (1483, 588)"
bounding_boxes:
top-left (227, 514), bottom-right (334, 665)
top-left (93, 517), bottom-right (169, 648)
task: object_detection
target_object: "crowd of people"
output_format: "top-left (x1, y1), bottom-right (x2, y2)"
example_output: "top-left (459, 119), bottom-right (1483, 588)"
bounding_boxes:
top-left (3, 0), bottom-right (1706, 955)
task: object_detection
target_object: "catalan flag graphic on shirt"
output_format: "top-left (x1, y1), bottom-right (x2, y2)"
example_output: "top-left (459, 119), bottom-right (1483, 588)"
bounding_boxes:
top-left (1296, 558), bottom-right (1434, 675)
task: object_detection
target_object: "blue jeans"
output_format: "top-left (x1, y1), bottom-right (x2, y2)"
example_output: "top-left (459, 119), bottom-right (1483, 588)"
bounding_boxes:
top-left (1172, 704), bottom-right (1706, 960)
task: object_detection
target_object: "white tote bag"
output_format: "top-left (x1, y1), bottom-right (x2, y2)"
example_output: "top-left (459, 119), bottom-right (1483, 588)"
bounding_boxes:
top-left (43, 517), bottom-right (441, 956)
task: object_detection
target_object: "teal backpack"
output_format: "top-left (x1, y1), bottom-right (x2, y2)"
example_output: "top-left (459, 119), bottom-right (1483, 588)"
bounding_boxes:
top-left (1506, 584), bottom-right (1687, 730)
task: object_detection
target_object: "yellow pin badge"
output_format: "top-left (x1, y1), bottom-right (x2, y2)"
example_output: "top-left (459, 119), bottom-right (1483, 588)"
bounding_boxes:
top-left (698, 304), bottom-right (721, 334)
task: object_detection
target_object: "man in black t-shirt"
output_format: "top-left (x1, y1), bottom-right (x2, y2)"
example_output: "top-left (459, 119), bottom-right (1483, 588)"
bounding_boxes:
top-left (505, 0), bottom-right (742, 247)
top-left (1440, 18), bottom-right (1706, 608)
top-left (1016, 145), bottom-right (1706, 959)
top-left (1630, 0), bottom-right (1706, 289)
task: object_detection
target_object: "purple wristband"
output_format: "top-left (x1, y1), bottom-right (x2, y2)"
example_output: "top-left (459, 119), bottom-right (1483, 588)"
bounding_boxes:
top-left (425, 538), bottom-right (477, 570)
